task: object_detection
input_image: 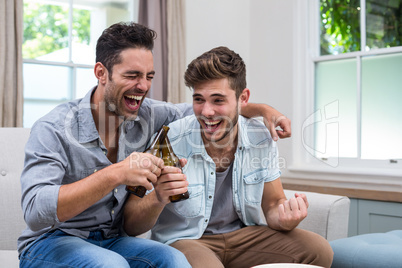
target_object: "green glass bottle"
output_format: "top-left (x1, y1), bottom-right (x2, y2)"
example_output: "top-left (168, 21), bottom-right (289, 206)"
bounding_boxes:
top-left (161, 136), bottom-right (190, 202)
top-left (126, 125), bottom-right (169, 197)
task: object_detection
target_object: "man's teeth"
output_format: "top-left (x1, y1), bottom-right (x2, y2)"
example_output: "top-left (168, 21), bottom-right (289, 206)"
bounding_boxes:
top-left (125, 95), bottom-right (142, 107)
top-left (125, 95), bottom-right (142, 100)
top-left (205, 120), bottom-right (220, 126)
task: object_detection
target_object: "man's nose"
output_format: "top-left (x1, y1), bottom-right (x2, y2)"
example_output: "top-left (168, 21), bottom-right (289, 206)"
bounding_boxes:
top-left (201, 102), bottom-right (215, 117)
top-left (136, 77), bottom-right (150, 92)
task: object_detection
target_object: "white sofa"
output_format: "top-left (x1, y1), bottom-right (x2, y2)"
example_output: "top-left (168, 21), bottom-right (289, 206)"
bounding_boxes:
top-left (0, 128), bottom-right (30, 267)
top-left (0, 127), bottom-right (351, 267)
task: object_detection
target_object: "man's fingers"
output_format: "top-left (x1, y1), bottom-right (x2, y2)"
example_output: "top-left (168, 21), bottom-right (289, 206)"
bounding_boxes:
top-left (160, 166), bottom-right (182, 175)
top-left (276, 116), bottom-right (291, 138)
top-left (263, 117), bottom-right (279, 141)
top-left (278, 203), bottom-right (286, 218)
top-left (150, 166), bottom-right (161, 178)
top-left (179, 158), bottom-right (187, 167)
top-left (138, 154), bottom-right (164, 171)
top-left (282, 200), bottom-right (292, 213)
top-left (267, 115), bottom-right (292, 141)
top-left (143, 177), bottom-right (156, 190)
top-left (148, 155), bottom-right (164, 169)
top-left (270, 122), bottom-right (279, 141)
top-left (295, 193), bottom-right (309, 208)
top-left (297, 197), bottom-right (308, 213)
top-left (288, 198), bottom-right (300, 211)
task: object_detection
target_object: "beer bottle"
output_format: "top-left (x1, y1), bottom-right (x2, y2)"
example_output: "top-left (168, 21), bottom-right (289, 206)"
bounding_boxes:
top-left (126, 125), bottom-right (169, 197)
top-left (161, 136), bottom-right (190, 202)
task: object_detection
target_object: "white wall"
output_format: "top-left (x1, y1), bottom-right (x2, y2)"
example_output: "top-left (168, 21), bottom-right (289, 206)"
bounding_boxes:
top-left (185, 0), bottom-right (294, 169)
top-left (185, 0), bottom-right (251, 102)
top-left (248, 0), bottom-right (294, 169)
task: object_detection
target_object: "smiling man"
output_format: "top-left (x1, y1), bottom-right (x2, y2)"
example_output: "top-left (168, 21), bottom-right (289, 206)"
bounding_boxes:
top-left (125, 46), bottom-right (334, 268)
top-left (18, 22), bottom-right (292, 268)
top-left (18, 22), bottom-right (193, 268)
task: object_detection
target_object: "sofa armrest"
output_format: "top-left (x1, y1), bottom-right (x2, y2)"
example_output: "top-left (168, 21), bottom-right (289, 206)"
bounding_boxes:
top-left (0, 250), bottom-right (19, 267)
top-left (0, 128), bottom-right (30, 252)
top-left (284, 189), bottom-right (350, 241)
top-left (144, 190), bottom-right (350, 242)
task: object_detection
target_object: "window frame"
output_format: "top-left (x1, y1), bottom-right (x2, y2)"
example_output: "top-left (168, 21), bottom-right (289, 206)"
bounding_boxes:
top-left (23, 0), bottom-right (94, 127)
top-left (22, 0), bottom-right (138, 127)
top-left (23, 58), bottom-right (95, 103)
top-left (290, 0), bottom-right (402, 182)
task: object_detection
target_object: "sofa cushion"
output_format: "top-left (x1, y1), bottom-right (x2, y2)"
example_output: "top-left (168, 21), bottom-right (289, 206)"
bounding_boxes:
top-left (0, 128), bottom-right (30, 251)
top-left (0, 250), bottom-right (20, 267)
top-left (284, 190), bottom-right (350, 241)
top-left (330, 230), bottom-right (402, 268)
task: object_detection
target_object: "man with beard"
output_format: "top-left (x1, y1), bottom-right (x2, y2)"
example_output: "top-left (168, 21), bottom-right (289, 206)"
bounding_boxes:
top-left (18, 23), bottom-right (291, 267)
top-left (124, 47), bottom-right (334, 268)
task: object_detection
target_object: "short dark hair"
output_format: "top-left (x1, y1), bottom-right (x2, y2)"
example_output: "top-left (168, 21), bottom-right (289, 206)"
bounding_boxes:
top-left (184, 46), bottom-right (246, 98)
top-left (96, 22), bottom-right (157, 79)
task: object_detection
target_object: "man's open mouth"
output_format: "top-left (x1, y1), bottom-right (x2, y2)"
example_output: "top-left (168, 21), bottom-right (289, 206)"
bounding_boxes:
top-left (124, 94), bottom-right (143, 110)
top-left (203, 119), bottom-right (222, 132)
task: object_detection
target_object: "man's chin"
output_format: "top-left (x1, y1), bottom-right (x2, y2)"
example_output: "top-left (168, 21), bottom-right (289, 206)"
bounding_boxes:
top-left (202, 131), bottom-right (225, 143)
top-left (120, 106), bottom-right (141, 121)
top-left (124, 113), bottom-right (139, 121)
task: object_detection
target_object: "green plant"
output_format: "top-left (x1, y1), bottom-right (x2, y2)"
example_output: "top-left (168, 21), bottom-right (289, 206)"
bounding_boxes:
top-left (23, 2), bottom-right (90, 59)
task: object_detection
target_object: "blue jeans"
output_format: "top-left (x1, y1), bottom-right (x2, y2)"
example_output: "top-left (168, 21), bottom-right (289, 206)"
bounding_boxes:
top-left (19, 230), bottom-right (191, 268)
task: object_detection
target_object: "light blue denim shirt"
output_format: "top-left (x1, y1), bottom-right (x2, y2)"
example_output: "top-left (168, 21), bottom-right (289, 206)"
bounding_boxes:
top-left (150, 115), bottom-right (281, 245)
top-left (17, 87), bottom-right (192, 254)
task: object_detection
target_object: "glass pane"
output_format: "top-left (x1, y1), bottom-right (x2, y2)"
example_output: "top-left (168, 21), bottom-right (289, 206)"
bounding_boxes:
top-left (320, 0), bottom-right (361, 55)
top-left (23, 63), bottom-right (70, 100)
top-left (76, 67), bottom-right (97, 98)
top-left (72, 4), bottom-right (93, 64)
top-left (23, 101), bottom-right (65, 128)
top-left (71, 0), bottom-right (132, 65)
top-left (361, 53), bottom-right (402, 159)
top-left (315, 59), bottom-right (358, 158)
top-left (366, 0), bottom-right (402, 51)
top-left (23, 0), bottom-right (69, 62)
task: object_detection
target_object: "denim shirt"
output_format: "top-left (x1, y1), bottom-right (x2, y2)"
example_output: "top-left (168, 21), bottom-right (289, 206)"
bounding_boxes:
top-left (150, 115), bottom-right (281, 245)
top-left (17, 87), bottom-right (192, 254)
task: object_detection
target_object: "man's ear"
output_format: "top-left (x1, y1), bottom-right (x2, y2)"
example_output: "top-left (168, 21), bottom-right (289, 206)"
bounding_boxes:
top-left (239, 88), bottom-right (250, 107)
top-left (94, 62), bottom-right (108, 85)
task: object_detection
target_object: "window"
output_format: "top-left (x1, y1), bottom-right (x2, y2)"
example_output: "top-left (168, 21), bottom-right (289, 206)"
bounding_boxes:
top-left (23, 0), bottom-right (136, 127)
top-left (300, 0), bottom-right (402, 173)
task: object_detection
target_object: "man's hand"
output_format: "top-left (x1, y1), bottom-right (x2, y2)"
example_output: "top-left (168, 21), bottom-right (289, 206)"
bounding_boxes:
top-left (57, 152), bottom-right (164, 223)
top-left (240, 102), bottom-right (291, 141)
top-left (119, 152), bottom-right (165, 190)
top-left (262, 113), bottom-right (291, 141)
top-left (277, 193), bottom-right (308, 230)
top-left (153, 165), bottom-right (189, 204)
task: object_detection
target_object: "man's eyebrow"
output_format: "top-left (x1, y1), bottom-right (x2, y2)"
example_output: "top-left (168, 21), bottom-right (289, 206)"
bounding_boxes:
top-left (123, 70), bottom-right (155, 76)
top-left (124, 70), bottom-right (141, 75)
top-left (211, 93), bottom-right (226, 98)
top-left (192, 93), bottom-right (226, 98)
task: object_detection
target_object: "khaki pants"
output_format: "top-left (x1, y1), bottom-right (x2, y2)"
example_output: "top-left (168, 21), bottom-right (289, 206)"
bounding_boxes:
top-left (170, 226), bottom-right (333, 268)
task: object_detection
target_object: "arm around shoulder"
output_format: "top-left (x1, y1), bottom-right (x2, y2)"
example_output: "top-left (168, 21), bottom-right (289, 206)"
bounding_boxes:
top-left (241, 103), bottom-right (291, 141)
